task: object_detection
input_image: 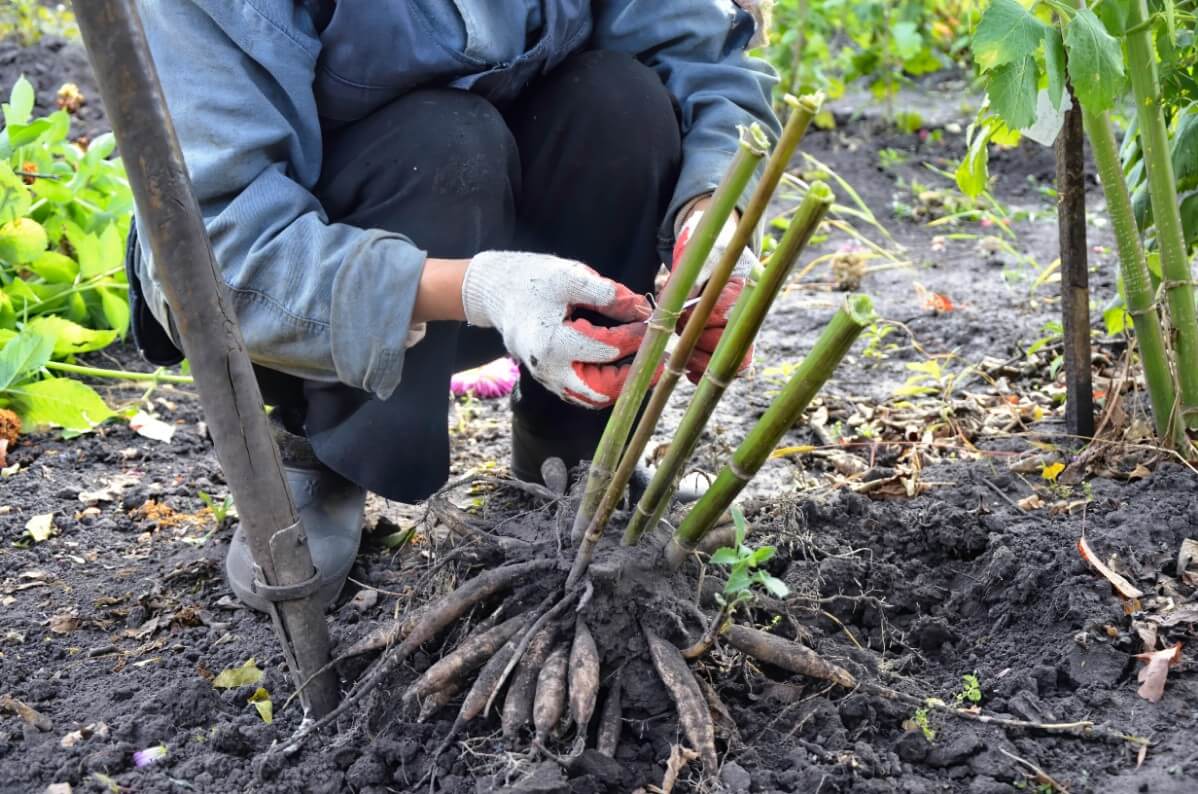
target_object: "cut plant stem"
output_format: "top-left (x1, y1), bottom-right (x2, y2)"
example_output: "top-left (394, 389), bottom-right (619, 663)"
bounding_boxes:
top-left (1125, 0), bottom-right (1198, 428)
top-left (665, 294), bottom-right (875, 568)
top-left (44, 361), bottom-right (194, 385)
top-left (623, 181), bottom-right (836, 547)
top-left (1081, 108), bottom-right (1182, 445)
top-left (579, 94), bottom-right (824, 550)
top-left (565, 127), bottom-right (768, 589)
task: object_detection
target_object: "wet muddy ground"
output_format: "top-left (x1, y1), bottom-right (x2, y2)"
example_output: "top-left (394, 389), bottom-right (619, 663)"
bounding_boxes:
top-left (1, 37), bottom-right (1195, 794)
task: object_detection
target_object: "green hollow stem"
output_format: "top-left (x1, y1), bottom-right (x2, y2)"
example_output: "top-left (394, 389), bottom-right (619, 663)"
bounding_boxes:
top-left (1082, 108), bottom-right (1182, 445)
top-left (664, 295), bottom-right (875, 569)
top-left (45, 360), bottom-right (194, 384)
top-left (1125, 0), bottom-right (1198, 428)
top-left (577, 95), bottom-right (823, 550)
top-left (565, 129), bottom-right (767, 589)
top-left (622, 181), bottom-right (835, 547)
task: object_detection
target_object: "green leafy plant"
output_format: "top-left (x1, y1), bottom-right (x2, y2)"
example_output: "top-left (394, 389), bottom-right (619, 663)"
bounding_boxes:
top-left (910, 706), bottom-right (937, 741)
top-left (0, 77), bottom-right (184, 435)
top-left (709, 506), bottom-right (791, 606)
top-left (957, 673), bottom-right (983, 705)
top-left (0, 0), bottom-right (77, 45)
top-left (198, 491), bottom-right (236, 528)
top-left (758, 0), bottom-right (977, 109)
top-left (964, 0), bottom-right (1198, 447)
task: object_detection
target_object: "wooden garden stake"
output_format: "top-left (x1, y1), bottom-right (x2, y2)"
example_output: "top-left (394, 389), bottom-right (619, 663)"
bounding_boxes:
top-left (1056, 91), bottom-right (1094, 438)
top-left (74, 0), bottom-right (338, 717)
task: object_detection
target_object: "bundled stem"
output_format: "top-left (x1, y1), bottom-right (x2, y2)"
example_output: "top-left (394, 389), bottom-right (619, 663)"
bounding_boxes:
top-left (1082, 108), bottom-right (1182, 445)
top-left (577, 95), bottom-right (824, 551)
top-left (623, 182), bottom-right (836, 546)
top-left (664, 295), bottom-right (875, 568)
top-left (566, 129), bottom-right (768, 588)
top-left (1125, 0), bottom-right (1198, 429)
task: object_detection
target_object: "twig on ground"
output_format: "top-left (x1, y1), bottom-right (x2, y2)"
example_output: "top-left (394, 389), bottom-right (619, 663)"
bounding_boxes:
top-left (1000, 748), bottom-right (1071, 793)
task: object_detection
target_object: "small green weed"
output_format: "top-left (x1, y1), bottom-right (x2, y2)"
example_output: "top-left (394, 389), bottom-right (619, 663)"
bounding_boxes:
top-left (709, 505), bottom-right (790, 609)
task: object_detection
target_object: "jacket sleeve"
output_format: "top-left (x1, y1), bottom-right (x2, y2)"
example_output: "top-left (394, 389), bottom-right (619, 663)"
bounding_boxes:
top-left (136, 0), bottom-right (427, 400)
top-left (592, 0), bottom-right (781, 246)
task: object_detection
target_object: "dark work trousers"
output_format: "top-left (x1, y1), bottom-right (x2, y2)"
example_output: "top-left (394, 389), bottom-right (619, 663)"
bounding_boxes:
top-left (137, 51), bottom-right (683, 502)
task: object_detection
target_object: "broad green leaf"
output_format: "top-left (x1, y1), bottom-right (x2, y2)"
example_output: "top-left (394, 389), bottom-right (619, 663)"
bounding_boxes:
top-left (63, 222), bottom-right (105, 278)
top-left (5, 119), bottom-right (53, 149)
top-left (1065, 9), bottom-right (1126, 113)
top-left (748, 546), bottom-right (777, 566)
top-left (0, 164), bottom-right (33, 225)
top-left (1044, 27), bottom-right (1067, 111)
top-left (98, 287), bottom-right (130, 337)
top-left (12, 377), bottom-right (114, 433)
top-left (989, 56), bottom-right (1040, 130)
top-left (725, 565), bottom-right (752, 595)
top-left (1104, 305), bottom-right (1131, 335)
top-left (0, 291), bottom-right (15, 330)
top-left (44, 110), bottom-right (71, 144)
top-left (85, 133), bottom-right (117, 163)
top-left (31, 176), bottom-right (74, 205)
top-left (0, 327), bottom-right (55, 390)
top-left (956, 122), bottom-right (994, 198)
top-left (708, 548), bottom-right (742, 566)
top-left (892, 22), bottom-right (923, 61)
top-left (0, 218), bottom-right (48, 266)
top-left (1094, 0), bottom-right (1130, 35)
top-left (1181, 191), bottom-right (1198, 250)
top-left (3, 76), bottom-right (35, 128)
top-left (97, 223), bottom-right (124, 271)
top-left (755, 573), bottom-right (791, 599)
top-left (27, 251), bottom-right (79, 283)
top-left (972, 0), bottom-right (1048, 72)
top-left (1172, 105), bottom-right (1198, 192)
top-left (27, 316), bottom-right (118, 356)
top-left (212, 659), bottom-right (265, 689)
top-left (248, 688), bottom-right (273, 724)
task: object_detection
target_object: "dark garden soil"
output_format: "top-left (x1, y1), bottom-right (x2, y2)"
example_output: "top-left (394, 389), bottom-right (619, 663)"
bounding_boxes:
top-left (2, 37), bottom-right (1197, 794)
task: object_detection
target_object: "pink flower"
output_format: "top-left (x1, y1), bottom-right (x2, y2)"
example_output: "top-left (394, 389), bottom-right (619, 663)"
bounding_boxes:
top-left (450, 357), bottom-right (520, 400)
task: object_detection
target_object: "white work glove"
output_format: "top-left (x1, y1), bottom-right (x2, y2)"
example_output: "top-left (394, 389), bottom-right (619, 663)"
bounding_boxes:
top-left (670, 207), bottom-right (760, 383)
top-left (462, 251), bottom-right (652, 408)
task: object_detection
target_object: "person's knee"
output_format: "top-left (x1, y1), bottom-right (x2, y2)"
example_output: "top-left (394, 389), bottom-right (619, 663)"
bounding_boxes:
top-left (548, 50), bottom-right (680, 160)
top-left (319, 89), bottom-right (520, 255)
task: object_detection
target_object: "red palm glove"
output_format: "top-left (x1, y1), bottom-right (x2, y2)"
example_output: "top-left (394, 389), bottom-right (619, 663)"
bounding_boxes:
top-left (671, 209), bottom-right (758, 384)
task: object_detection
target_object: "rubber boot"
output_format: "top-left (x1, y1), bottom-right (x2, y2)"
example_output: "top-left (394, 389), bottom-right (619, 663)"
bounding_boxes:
top-left (224, 424), bottom-right (366, 613)
top-left (510, 382), bottom-right (703, 504)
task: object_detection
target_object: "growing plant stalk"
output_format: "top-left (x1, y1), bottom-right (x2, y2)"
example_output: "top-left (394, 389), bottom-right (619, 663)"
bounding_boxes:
top-left (664, 294), bottom-right (875, 568)
top-left (565, 130), bottom-right (768, 588)
top-left (44, 361), bottom-right (194, 385)
top-left (1125, 0), bottom-right (1198, 429)
top-left (578, 95), bottom-right (823, 548)
top-left (623, 182), bottom-right (836, 547)
top-left (1081, 108), bottom-right (1182, 445)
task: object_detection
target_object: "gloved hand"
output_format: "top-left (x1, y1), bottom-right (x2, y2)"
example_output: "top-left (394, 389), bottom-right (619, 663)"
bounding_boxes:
top-left (671, 208), bottom-right (758, 384)
top-left (462, 251), bottom-right (651, 408)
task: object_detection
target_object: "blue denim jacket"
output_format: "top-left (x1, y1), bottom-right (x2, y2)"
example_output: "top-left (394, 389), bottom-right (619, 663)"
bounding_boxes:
top-left (133, 0), bottom-right (779, 399)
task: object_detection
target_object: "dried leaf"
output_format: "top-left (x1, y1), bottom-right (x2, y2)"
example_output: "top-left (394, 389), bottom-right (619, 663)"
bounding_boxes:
top-left (129, 411), bottom-right (175, 443)
top-left (48, 612), bottom-right (80, 634)
top-left (1134, 643), bottom-right (1182, 703)
top-left (45, 784), bottom-right (72, 794)
top-left (78, 474), bottom-right (139, 505)
top-left (60, 722), bottom-right (109, 749)
top-left (211, 658), bottom-right (264, 689)
top-left (1132, 620), bottom-right (1158, 653)
top-left (349, 589), bottom-right (379, 612)
top-left (0, 693), bottom-right (52, 731)
top-left (769, 445), bottom-right (817, 460)
top-left (1177, 538), bottom-right (1198, 582)
top-left (248, 687), bottom-right (273, 724)
top-left (91, 772), bottom-right (120, 793)
top-left (25, 513), bottom-right (55, 543)
top-left (1017, 494), bottom-right (1045, 510)
top-left (1077, 536), bottom-right (1144, 600)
